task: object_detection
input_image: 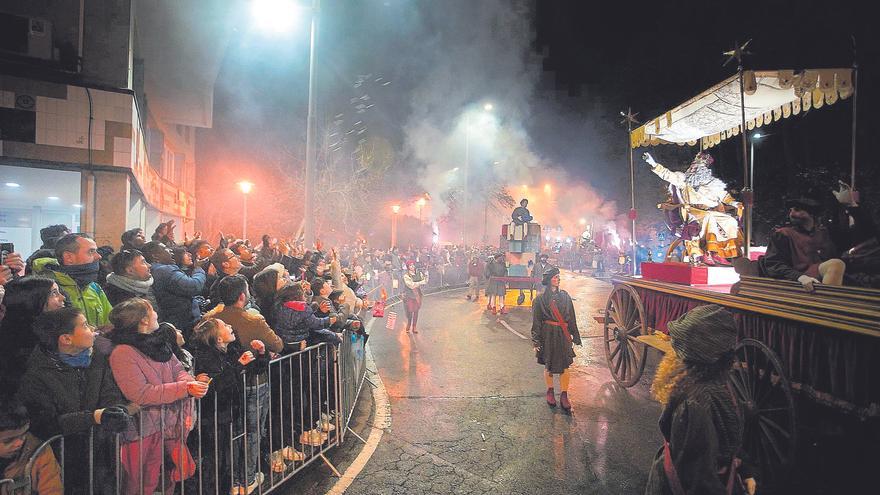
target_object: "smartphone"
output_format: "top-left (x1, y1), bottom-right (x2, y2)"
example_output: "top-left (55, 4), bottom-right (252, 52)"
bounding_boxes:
top-left (0, 242), bottom-right (14, 264)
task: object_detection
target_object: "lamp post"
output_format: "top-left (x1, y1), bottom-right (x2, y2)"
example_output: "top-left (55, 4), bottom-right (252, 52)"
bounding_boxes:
top-left (416, 197), bottom-right (426, 224)
top-left (391, 204), bottom-right (400, 249)
top-left (238, 181), bottom-right (254, 239)
top-left (251, 0), bottom-right (320, 247)
top-left (462, 102), bottom-right (493, 249)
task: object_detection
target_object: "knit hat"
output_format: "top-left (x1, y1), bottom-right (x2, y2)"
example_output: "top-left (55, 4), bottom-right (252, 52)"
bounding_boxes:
top-left (667, 304), bottom-right (737, 365)
top-left (541, 266), bottom-right (560, 286)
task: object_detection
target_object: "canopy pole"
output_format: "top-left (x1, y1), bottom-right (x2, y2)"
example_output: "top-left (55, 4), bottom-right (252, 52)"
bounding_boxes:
top-left (621, 108), bottom-right (639, 276)
top-left (850, 36), bottom-right (859, 193)
top-left (725, 40), bottom-right (753, 258)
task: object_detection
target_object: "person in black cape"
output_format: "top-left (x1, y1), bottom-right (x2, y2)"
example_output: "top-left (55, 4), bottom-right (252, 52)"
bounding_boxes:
top-left (531, 267), bottom-right (581, 412)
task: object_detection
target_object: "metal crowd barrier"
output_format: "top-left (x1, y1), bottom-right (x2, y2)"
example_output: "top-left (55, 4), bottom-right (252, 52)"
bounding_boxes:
top-left (3, 333), bottom-right (368, 495)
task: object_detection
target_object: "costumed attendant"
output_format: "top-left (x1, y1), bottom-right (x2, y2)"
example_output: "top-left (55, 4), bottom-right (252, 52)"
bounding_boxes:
top-left (645, 304), bottom-right (756, 495)
top-left (402, 260), bottom-right (428, 333)
top-left (531, 267), bottom-right (581, 412)
top-left (485, 253), bottom-right (508, 314)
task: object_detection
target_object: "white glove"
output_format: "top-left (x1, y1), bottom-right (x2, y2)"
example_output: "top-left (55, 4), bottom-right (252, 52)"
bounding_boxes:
top-left (797, 274), bottom-right (820, 292)
top-left (832, 180), bottom-right (857, 206)
top-left (642, 152), bottom-right (657, 167)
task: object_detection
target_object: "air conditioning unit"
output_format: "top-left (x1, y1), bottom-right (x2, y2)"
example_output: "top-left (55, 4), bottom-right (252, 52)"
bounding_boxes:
top-left (0, 13), bottom-right (53, 61)
top-left (26, 18), bottom-right (53, 60)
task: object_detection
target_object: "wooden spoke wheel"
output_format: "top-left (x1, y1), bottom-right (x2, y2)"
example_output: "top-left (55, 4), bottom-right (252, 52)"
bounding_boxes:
top-left (729, 338), bottom-right (797, 486)
top-left (603, 285), bottom-right (648, 387)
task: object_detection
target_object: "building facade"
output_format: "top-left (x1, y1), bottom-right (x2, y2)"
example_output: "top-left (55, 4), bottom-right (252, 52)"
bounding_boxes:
top-left (0, 0), bottom-right (225, 254)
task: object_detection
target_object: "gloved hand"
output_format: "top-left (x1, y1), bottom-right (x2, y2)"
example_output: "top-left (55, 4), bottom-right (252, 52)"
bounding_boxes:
top-left (797, 274), bottom-right (820, 292)
top-left (99, 406), bottom-right (132, 433)
top-left (832, 180), bottom-right (857, 206)
top-left (642, 152), bottom-right (657, 166)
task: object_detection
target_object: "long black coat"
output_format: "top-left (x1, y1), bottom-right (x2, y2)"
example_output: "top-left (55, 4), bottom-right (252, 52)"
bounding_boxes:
top-left (531, 288), bottom-right (581, 373)
top-left (645, 377), bottom-right (750, 495)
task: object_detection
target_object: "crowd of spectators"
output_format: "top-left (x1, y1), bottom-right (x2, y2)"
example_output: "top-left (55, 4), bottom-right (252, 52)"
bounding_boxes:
top-left (0, 220), bottom-right (495, 494)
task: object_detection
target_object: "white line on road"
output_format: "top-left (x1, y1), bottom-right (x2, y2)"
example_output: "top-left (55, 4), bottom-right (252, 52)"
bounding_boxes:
top-left (497, 318), bottom-right (529, 340)
top-left (326, 317), bottom-right (391, 495)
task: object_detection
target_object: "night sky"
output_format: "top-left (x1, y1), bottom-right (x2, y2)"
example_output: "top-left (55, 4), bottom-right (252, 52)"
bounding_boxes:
top-left (198, 0), bottom-right (878, 244)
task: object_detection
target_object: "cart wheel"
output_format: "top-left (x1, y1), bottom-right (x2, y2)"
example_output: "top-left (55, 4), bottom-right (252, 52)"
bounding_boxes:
top-left (729, 338), bottom-right (797, 486)
top-left (603, 284), bottom-right (647, 387)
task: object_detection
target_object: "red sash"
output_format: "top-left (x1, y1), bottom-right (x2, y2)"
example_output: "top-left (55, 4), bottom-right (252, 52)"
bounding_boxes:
top-left (548, 299), bottom-right (572, 343)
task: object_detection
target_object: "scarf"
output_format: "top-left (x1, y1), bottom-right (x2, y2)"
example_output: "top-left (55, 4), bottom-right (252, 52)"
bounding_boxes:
top-left (57, 348), bottom-right (93, 368)
top-left (110, 328), bottom-right (173, 362)
top-left (57, 261), bottom-right (100, 287)
top-left (106, 273), bottom-right (158, 307)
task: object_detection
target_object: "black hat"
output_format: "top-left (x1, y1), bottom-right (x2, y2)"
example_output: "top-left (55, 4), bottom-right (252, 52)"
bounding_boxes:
top-left (668, 304), bottom-right (737, 365)
top-left (329, 289), bottom-right (344, 301)
top-left (784, 196), bottom-right (822, 216)
top-left (541, 266), bottom-right (560, 285)
top-left (538, 253), bottom-right (549, 260)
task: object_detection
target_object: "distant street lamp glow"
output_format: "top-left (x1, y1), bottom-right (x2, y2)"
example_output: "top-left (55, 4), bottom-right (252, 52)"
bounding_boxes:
top-left (391, 204), bottom-right (401, 214)
top-left (452, 167), bottom-right (459, 172)
top-left (753, 132), bottom-right (763, 139)
top-left (483, 103), bottom-right (494, 111)
top-left (5, 182), bottom-right (20, 188)
top-left (544, 184), bottom-right (552, 194)
top-left (251, 0), bottom-right (302, 34)
top-left (238, 181), bottom-right (254, 239)
top-left (579, 218), bottom-right (586, 225)
top-left (238, 181), bottom-right (254, 194)
top-left (416, 198), bottom-right (426, 207)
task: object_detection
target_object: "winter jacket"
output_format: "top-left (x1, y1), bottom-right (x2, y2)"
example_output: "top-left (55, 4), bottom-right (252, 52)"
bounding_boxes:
top-left (467, 260), bottom-right (485, 278)
top-left (150, 262), bottom-right (206, 332)
top-left (17, 347), bottom-right (125, 439)
top-left (842, 237), bottom-right (880, 288)
top-left (0, 433), bottom-right (62, 495)
top-left (273, 300), bottom-right (335, 348)
top-left (31, 257), bottom-right (113, 326)
top-left (108, 344), bottom-right (194, 442)
top-left (202, 305), bottom-right (284, 354)
top-left (187, 341), bottom-right (269, 424)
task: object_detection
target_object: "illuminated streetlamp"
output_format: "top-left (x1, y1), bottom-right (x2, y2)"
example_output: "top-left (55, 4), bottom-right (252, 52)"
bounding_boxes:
top-left (463, 102), bottom-right (494, 248)
top-left (579, 218), bottom-right (586, 226)
top-left (238, 181), bottom-right (254, 239)
top-left (251, 0), bottom-right (320, 247)
top-left (544, 183), bottom-right (552, 195)
top-left (416, 197), bottom-right (426, 224)
top-left (390, 204), bottom-right (400, 248)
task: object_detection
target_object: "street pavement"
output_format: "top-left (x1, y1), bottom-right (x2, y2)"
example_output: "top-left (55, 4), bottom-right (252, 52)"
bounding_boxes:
top-left (308, 271), bottom-right (664, 494)
top-left (282, 270), bottom-right (878, 495)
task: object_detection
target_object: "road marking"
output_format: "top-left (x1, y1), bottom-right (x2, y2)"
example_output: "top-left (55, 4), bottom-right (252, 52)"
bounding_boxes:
top-left (326, 317), bottom-right (391, 495)
top-left (326, 287), bottom-right (468, 494)
top-left (497, 318), bottom-right (529, 340)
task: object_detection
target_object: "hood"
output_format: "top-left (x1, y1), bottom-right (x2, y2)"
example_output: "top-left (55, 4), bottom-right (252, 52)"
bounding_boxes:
top-left (284, 301), bottom-right (308, 311)
top-left (31, 257), bottom-right (76, 287)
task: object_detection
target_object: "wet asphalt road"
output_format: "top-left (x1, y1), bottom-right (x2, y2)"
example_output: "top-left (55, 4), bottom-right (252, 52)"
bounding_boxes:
top-left (340, 272), bottom-right (663, 494)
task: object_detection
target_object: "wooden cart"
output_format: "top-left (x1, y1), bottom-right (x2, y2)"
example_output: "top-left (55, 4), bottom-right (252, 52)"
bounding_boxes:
top-left (602, 275), bottom-right (880, 484)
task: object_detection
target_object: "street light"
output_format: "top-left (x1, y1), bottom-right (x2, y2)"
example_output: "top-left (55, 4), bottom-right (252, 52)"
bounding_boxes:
top-left (251, 0), bottom-right (320, 248)
top-left (463, 102), bottom-right (494, 248)
top-left (238, 181), bottom-right (254, 239)
top-left (416, 197), bottom-right (426, 224)
top-left (390, 204), bottom-right (400, 248)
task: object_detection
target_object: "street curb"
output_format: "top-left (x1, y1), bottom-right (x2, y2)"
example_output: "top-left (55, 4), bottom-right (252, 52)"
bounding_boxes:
top-left (324, 285), bottom-right (468, 494)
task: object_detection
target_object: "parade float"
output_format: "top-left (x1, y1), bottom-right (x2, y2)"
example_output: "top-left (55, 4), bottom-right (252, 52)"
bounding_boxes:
top-left (604, 53), bottom-right (878, 489)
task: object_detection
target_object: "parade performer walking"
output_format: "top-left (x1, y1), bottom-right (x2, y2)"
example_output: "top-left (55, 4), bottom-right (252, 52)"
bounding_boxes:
top-left (485, 253), bottom-right (508, 314)
top-left (403, 260), bottom-right (428, 333)
top-left (531, 267), bottom-right (581, 412)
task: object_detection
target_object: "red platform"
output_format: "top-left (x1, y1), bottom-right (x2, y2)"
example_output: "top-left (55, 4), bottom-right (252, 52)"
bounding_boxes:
top-left (641, 262), bottom-right (739, 286)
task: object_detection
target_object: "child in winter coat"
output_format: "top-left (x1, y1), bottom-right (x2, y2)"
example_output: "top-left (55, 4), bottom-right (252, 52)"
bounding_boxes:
top-left (107, 298), bottom-right (208, 495)
top-left (187, 318), bottom-right (269, 495)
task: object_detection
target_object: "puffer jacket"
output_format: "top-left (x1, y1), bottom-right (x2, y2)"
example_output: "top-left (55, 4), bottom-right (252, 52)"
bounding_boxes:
top-left (272, 300), bottom-right (336, 350)
top-left (108, 344), bottom-right (194, 442)
top-left (17, 346), bottom-right (124, 438)
top-left (31, 257), bottom-right (113, 326)
top-left (150, 262), bottom-right (206, 332)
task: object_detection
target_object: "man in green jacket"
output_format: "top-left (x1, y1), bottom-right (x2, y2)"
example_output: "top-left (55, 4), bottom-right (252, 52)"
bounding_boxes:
top-left (32, 233), bottom-right (113, 326)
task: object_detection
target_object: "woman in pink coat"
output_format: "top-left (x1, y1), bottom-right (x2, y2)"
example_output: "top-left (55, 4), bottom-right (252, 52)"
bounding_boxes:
top-left (107, 298), bottom-right (208, 494)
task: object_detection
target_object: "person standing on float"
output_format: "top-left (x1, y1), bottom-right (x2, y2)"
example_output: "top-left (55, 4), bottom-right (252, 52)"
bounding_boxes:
top-left (531, 267), bottom-right (581, 412)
